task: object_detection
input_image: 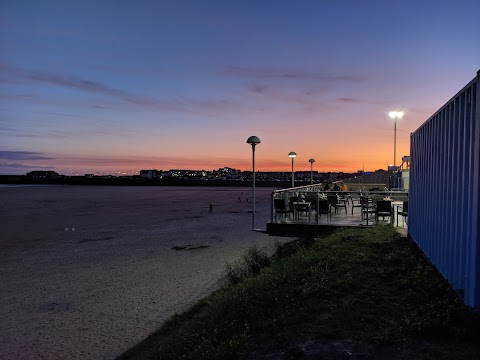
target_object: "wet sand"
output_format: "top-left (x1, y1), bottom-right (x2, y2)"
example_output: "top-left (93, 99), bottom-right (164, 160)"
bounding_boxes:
top-left (0, 185), bottom-right (285, 359)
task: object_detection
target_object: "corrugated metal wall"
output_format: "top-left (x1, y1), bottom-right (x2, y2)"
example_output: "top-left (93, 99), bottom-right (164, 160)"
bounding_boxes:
top-left (409, 70), bottom-right (480, 308)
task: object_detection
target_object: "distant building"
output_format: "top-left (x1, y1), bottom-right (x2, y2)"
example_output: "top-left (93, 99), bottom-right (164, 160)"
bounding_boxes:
top-left (343, 170), bottom-right (390, 190)
top-left (140, 169), bottom-right (161, 179)
top-left (26, 170), bottom-right (60, 179)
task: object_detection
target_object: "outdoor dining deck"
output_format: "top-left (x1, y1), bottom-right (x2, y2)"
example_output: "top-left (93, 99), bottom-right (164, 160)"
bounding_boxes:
top-left (266, 184), bottom-right (408, 237)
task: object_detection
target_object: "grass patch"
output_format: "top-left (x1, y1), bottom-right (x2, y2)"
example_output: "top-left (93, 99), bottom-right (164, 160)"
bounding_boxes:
top-left (118, 226), bottom-right (480, 360)
top-left (224, 245), bottom-right (271, 286)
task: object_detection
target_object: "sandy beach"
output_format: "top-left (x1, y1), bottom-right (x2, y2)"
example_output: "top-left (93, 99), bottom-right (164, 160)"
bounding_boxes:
top-left (0, 185), bottom-right (285, 359)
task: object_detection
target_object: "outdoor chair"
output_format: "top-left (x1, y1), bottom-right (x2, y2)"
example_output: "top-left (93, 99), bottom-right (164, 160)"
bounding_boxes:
top-left (337, 193), bottom-right (348, 206)
top-left (350, 194), bottom-right (363, 214)
top-left (295, 202), bottom-right (310, 220)
top-left (397, 201), bottom-right (408, 227)
top-left (288, 196), bottom-right (299, 214)
top-left (274, 199), bottom-right (291, 222)
top-left (375, 200), bottom-right (392, 222)
top-left (303, 195), bottom-right (319, 220)
top-left (360, 196), bottom-right (376, 221)
top-left (327, 194), bottom-right (347, 214)
top-left (317, 199), bottom-right (331, 221)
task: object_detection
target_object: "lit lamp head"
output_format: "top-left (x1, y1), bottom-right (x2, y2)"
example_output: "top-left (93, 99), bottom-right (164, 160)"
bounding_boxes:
top-left (388, 111), bottom-right (404, 120)
top-left (288, 151), bottom-right (297, 159)
top-left (246, 135), bottom-right (261, 149)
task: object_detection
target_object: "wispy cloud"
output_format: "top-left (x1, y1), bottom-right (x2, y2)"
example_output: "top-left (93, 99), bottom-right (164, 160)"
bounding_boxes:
top-left (0, 126), bottom-right (17, 132)
top-left (13, 131), bottom-right (72, 139)
top-left (336, 97), bottom-right (386, 105)
top-left (225, 66), bottom-right (366, 83)
top-left (0, 93), bottom-right (36, 101)
top-left (1, 64), bottom-right (254, 115)
top-left (337, 97), bottom-right (360, 103)
top-left (0, 163), bottom-right (54, 169)
top-left (226, 66), bottom-right (369, 112)
top-left (0, 151), bottom-right (54, 160)
top-left (5, 65), bottom-right (147, 103)
top-left (248, 84), bottom-right (270, 94)
top-left (0, 126), bottom-right (73, 139)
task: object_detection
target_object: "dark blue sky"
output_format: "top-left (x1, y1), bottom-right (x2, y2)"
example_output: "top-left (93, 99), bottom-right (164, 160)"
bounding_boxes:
top-left (1, 0), bottom-right (479, 175)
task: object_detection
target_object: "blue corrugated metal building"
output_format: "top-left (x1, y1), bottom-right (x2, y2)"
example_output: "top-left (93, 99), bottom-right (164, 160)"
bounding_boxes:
top-left (409, 70), bottom-right (479, 309)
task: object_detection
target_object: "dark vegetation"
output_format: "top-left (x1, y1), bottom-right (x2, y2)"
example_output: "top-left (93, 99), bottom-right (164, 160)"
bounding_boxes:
top-left (118, 226), bottom-right (480, 359)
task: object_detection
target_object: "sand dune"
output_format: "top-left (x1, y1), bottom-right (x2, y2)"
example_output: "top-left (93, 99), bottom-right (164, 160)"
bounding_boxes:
top-left (0, 185), bottom-right (286, 360)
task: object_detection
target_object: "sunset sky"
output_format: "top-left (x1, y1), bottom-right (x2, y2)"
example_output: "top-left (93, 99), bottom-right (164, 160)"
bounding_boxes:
top-left (1, 0), bottom-right (479, 175)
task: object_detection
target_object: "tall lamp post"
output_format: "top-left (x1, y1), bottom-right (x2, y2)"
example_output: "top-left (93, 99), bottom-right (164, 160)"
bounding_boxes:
top-left (288, 151), bottom-right (297, 188)
top-left (308, 158), bottom-right (315, 184)
top-left (246, 136), bottom-right (261, 230)
top-left (388, 111), bottom-right (404, 169)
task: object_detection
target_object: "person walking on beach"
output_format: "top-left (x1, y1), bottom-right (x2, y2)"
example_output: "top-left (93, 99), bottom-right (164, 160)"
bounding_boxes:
top-left (209, 204), bottom-right (213, 212)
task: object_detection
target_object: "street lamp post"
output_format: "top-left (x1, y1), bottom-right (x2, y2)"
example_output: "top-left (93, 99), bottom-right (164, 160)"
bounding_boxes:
top-left (308, 158), bottom-right (315, 184)
top-left (246, 136), bottom-right (261, 230)
top-left (388, 111), bottom-right (404, 169)
top-left (389, 111), bottom-right (404, 189)
top-left (288, 151), bottom-right (297, 188)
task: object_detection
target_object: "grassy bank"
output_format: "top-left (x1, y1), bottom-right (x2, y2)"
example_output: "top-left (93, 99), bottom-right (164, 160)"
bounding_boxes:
top-left (118, 226), bottom-right (480, 359)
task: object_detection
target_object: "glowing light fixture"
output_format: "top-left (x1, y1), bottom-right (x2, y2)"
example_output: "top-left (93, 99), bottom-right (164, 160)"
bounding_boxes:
top-left (388, 111), bottom-right (404, 120)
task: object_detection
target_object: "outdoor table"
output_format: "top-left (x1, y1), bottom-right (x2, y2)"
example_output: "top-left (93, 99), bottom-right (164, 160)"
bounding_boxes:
top-left (293, 201), bottom-right (311, 222)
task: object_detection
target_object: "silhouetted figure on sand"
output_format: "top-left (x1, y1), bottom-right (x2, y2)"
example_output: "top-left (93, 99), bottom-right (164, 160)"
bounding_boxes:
top-left (209, 204), bottom-right (213, 212)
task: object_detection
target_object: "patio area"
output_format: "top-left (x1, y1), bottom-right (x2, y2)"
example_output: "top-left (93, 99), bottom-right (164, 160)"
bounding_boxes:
top-left (266, 184), bottom-right (408, 237)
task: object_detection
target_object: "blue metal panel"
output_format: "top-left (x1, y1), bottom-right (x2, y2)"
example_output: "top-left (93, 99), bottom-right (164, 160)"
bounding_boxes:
top-left (409, 70), bottom-right (480, 309)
